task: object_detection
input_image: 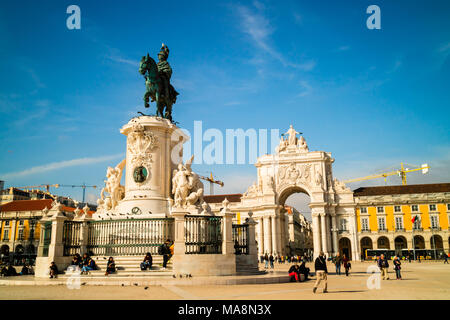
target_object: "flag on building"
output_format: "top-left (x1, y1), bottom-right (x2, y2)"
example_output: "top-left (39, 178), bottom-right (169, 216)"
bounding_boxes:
top-left (411, 215), bottom-right (419, 223)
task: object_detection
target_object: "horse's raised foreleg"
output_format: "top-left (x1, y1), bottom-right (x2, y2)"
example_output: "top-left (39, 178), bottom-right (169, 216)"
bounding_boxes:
top-left (144, 91), bottom-right (150, 108)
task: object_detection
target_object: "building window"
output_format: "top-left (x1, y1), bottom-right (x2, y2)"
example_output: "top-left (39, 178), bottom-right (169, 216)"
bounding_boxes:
top-left (5, 221), bottom-right (10, 226)
top-left (360, 207), bottom-right (367, 214)
top-left (394, 206), bottom-right (401, 213)
top-left (17, 229), bottom-right (24, 240)
top-left (19, 220), bottom-right (24, 226)
top-left (411, 205), bottom-right (418, 212)
top-left (429, 204), bottom-right (437, 212)
top-left (413, 217), bottom-right (421, 230)
top-left (377, 207), bottom-right (384, 213)
top-left (3, 230), bottom-right (9, 240)
top-left (430, 215), bottom-right (439, 229)
top-left (378, 217), bottom-right (386, 231)
top-left (340, 219), bottom-right (348, 231)
top-left (361, 218), bottom-right (369, 231)
top-left (395, 217), bottom-right (403, 230)
top-left (29, 229), bottom-right (35, 240)
top-left (447, 203), bottom-right (450, 211)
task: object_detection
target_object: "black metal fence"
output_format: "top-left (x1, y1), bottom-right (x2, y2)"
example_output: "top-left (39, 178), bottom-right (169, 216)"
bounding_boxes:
top-left (63, 221), bottom-right (82, 256)
top-left (86, 218), bottom-right (174, 256)
top-left (185, 215), bottom-right (222, 254)
top-left (232, 224), bottom-right (249, 255)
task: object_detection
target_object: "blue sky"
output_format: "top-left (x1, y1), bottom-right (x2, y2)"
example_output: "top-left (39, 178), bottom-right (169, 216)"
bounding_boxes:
top-left (0, 0), bottom-right (449, 207)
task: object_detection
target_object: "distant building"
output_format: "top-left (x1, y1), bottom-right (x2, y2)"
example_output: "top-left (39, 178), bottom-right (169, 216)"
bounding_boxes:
top-left (0, 198), bottom-right (95, 263)
top-left (354, 183), bottom-right (450, 259)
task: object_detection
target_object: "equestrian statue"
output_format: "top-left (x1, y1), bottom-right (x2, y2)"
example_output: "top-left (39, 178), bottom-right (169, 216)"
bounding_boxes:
top-left (139, 44), bottom-right (179, 121)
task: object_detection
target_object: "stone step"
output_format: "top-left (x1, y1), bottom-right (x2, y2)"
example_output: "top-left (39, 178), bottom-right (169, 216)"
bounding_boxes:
top-left (59, 270), bottom-right (174, 279)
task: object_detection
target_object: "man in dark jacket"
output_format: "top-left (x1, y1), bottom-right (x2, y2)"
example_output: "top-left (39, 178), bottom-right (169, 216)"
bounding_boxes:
top-left (377, 254), bottom-right (389, 280)
top-left (161, 239), bottom-right (171, 269)
top-left (313, 252), bottom-right (328, 293)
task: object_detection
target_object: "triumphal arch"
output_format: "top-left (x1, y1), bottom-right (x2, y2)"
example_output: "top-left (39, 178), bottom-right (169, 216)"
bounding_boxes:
top-left (237, 125), bottom-right (360, 260)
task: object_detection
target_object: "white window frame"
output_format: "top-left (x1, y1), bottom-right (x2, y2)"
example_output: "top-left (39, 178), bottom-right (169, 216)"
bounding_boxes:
top-left (19, 220), bottom-right (24, 226)
top-left (377, 206), bottom-right (384, 213)
top-left (17, 229), bottom-right (24, 240)
top-left (361, 217), bottom-right (369, 231)
top-left (3, 230), bottom-right (9, 240)
top-left (430, 215), bottom-right (439, 229)
top-left (394, 205), bottom-right (401, 213)
top-left (413, 216), bottom-right (421, 230)
top-left (360, 207), bottom-right (368, 214)
top-left (429, 204), bottom-right (437, 212)
top-left (395, 216), bottom-right (403, 230)
top-left (378, 216), bottom-right (386, 231)
top-left (340, 218), bottom-right (348, 231)
top-left (411, 204), bottom-right (419, 212)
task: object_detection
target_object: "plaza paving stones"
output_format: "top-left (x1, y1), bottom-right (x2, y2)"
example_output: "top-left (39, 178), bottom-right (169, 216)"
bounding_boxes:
top-left (0, 261), bottom-right (448, 300)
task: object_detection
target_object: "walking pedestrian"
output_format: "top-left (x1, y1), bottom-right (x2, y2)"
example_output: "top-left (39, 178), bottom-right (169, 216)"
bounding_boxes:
top-left (269, 253), bottom-right (274, 269)
top-left (313, 251), bottom-right (328, 293)
top-left (393, 256), bottom-right (402, 280)
top-left (442, 252), bottom-right (448, 264)
top-left (377, 254), bottom-right (390, 280)
top-left (343, 254), bottom-right (351, 276)
top-left (264, 253), bottom-right (269, 269)
top-left (333, 252), bottom-right (342, 275)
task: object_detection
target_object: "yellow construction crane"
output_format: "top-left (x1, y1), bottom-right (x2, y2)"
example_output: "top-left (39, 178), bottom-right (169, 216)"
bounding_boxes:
top-left (343, 163), bottom-right (430, 185)
top-left (198, 173), bottom-right (224, 195)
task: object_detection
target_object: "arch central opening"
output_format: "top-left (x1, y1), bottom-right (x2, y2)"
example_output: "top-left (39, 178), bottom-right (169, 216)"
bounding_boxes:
top-left (279, 187), bottom-right (313, 258)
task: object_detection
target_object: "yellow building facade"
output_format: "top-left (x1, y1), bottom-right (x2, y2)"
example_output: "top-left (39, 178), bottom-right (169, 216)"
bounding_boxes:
top-left (354, 183), bottom-right (450, 259)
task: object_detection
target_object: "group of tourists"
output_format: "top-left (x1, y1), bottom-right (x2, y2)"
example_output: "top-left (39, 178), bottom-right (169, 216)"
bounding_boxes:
top-left (332, 252), bottom-right (351, 276)
top-left (288, 260), bottom-right (311, 282)
top-left (0, 258), bottom-right (34, 277)
top-left (376, 254), bottom-right (402, 280)
top-left (68, 253), bottom-right (103, 275)
top-left (260, 253), bottom-right (312, 269)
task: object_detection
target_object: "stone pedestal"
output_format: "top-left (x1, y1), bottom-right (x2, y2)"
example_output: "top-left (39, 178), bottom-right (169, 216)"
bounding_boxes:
top-left (95, 116), bottom-right (188, 219)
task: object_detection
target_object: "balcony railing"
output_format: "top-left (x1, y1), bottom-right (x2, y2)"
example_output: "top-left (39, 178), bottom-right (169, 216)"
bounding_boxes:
top-left (361, 229), bottom-right (371, 233)
top-left (378, 228), bottom-right (388, 233)
top-left (395, 228), bottom-right (405, 232)
top-left (430, 226), bottom-right (441, 231)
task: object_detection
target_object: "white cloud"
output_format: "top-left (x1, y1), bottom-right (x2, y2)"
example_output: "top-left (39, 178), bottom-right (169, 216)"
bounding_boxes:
top-left (0, 153), bottom-right (125, 180)
top-left (337, 45), bottom-right (350, 52)
top-left (297, 80), bottom-right (312, 97)
top-left (235, 4), bottom-right (315, 71)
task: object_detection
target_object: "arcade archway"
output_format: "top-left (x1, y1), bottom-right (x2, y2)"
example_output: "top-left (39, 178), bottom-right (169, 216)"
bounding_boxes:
top-left (413, 235), bottom-right (425, 249)
top-left (360, 237), bottom-right (373, 260)
top-left (339, 237), bottom-right (352, 260)
top-left (377, 236), bottom-right (390, 249)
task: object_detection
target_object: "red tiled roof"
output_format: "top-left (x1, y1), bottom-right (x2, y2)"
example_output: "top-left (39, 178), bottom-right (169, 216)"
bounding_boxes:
top-left (0, 199), bottom-right (95, 215)
top-left (353, 183), bottom-right (450, 196)
top-left (204, 194), bottom-right (242, 204)
top-left (0, 199), bottom-right (53, 212)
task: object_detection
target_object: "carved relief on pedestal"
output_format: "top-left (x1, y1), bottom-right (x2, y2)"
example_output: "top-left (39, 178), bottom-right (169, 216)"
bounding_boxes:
top-left (171, 155), bottom-right (205, 209)
top-left (127, 122), bottom-right (158, 185)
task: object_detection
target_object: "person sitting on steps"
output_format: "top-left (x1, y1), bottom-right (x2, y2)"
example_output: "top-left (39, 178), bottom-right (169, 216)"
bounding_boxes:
top-left (140, 252), bottom-right (153, 271)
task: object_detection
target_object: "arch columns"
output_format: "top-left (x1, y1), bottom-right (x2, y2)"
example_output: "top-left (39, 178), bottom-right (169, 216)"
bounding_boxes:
top-left (330, 213), bottom-right (338, 256)
top-left (258, 216), bottom-right (264, 255)
top-left (263, 215), bottom-right (272, 254)
top-left (311, 212), bottom-right (322, 259)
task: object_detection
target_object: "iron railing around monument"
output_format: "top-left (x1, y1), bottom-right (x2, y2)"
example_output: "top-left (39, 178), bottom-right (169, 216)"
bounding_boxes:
top-left (86, 218), bottom-right (174, 256)
top-left (185, 215), bottom-right (222, 254)
top-left (232, 224), bottom-right (249, 255)
top-left (62, 221), bottom-right (82, 256)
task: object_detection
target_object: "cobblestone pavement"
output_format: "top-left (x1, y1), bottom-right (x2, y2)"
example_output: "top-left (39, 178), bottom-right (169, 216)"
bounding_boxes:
top-left (0, 261), bottom-right (448, 300)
